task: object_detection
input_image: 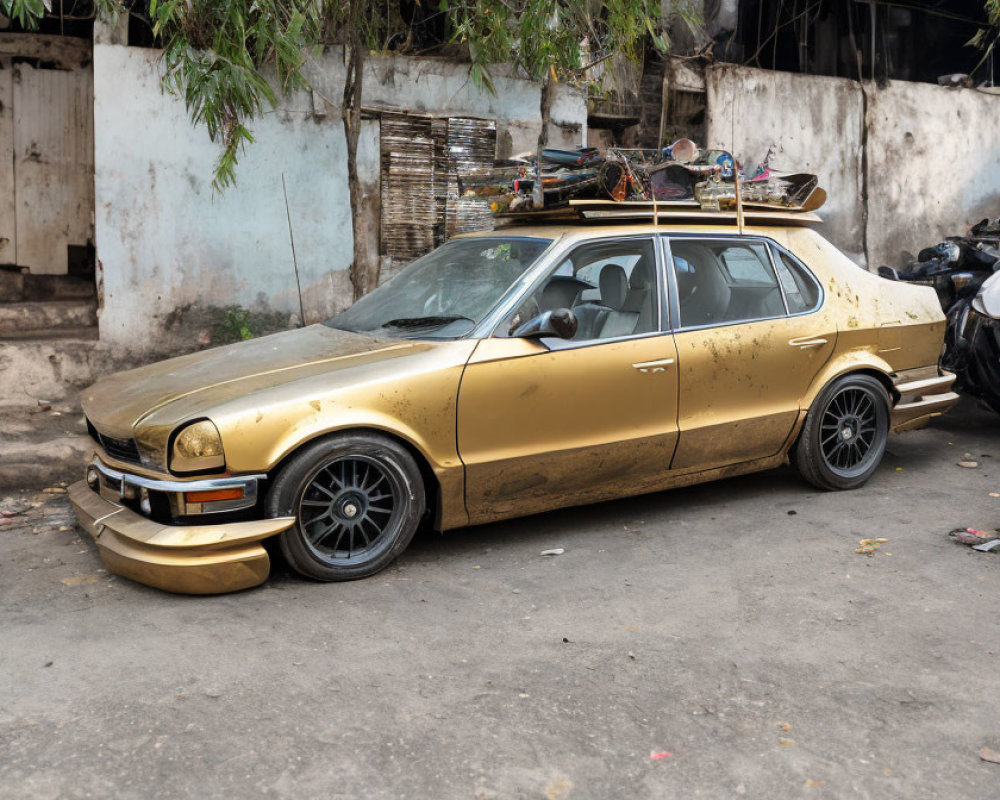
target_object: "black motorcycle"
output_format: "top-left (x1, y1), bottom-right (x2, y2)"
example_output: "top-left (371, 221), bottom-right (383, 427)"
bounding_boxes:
top-left (879, 219), bottom-right (1000, 414)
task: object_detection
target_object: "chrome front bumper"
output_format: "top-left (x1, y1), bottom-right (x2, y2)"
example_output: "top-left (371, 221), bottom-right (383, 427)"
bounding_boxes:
top-left (68, 479), bottom-right (295, 595)
top-left (88, 458), bottom-right (266, 516)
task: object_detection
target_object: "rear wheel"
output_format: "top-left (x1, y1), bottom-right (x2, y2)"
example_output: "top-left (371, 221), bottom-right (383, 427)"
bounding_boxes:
top-left (267, 433), bottom-right (425, 581)
top-left (795, 374), bottom-right (890, 490)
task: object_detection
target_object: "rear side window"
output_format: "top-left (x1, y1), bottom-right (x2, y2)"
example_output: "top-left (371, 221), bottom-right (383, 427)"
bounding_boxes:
top-left (771, 247), bottom-right (821, 314)
top-left (671, 239), bottom-right (785, 328)
top-left (719, 244), bottom-right (775, 285)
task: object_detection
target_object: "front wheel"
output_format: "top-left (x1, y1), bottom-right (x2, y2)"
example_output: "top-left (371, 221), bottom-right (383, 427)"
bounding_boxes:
top-left (267, 433), bottom-right (425, 581)
top-left (794, 374), bottom-right (890, 490)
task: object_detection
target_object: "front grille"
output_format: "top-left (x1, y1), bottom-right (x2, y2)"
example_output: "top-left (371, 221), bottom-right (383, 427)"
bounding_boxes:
top-left (86, 419), bottom-right (142, 464)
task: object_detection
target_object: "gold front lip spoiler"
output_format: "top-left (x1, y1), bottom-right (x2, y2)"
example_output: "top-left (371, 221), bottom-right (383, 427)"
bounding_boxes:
top-left (68, 480), bottom-right (295, 595)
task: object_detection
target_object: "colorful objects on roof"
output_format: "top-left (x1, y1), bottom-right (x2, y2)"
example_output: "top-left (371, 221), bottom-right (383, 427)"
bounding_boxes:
top-left (460, 139), bottom-right (826, 217)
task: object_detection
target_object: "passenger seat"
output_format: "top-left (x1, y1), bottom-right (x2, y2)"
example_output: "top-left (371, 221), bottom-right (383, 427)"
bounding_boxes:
top-left (597, 261), bottom-right (654, 338)
top-left (571, 265), bottom-right (622, 339)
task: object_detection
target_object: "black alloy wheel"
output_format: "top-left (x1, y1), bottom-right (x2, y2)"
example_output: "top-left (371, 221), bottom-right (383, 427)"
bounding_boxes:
top-left (795, 374), bottom-right (890, 490)
top-left (819, 387), bottom-right (881, 476)
top-left (298, 455), bottom-right (399, 562)
top-left (268, 433), bottom-right (425, 581)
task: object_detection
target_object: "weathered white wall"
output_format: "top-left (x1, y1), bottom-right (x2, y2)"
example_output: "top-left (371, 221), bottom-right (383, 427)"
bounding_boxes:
top-left (93, 45), bottom-right (586, 353)
top-left (865, 80), bottom-right (1000, 269)
top-left (305, 52), bottom-right (584, 156)
top-left (706, 64), bottom-right (1000, 270)
top-left (706, 64), bottom-right (866, 264)
top-left (94, 46), bottom-right (364, 348)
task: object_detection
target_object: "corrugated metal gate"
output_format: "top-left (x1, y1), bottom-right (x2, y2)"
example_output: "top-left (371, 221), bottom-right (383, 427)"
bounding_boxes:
top-left (379, 112), bottom-right (496, 276)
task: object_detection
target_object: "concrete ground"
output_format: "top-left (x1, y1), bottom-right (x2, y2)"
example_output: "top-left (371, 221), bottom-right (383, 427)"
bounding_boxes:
top-left (2, 400), bottom-right (999, 799)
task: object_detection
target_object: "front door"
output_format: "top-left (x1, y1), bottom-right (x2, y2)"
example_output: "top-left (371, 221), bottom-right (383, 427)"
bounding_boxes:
top-left (458, 236), bottom-right (679, 524)
top-left (667, 236), bottom-right (837, 470)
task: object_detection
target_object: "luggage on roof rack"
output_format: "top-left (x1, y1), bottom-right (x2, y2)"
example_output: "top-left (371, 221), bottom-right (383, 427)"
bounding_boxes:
top-left (458, 140), bottom-right (827, 220)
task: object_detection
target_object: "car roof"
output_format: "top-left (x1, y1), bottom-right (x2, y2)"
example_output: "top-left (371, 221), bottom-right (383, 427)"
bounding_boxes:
top-left (455, 221), bottom-right (814, 244)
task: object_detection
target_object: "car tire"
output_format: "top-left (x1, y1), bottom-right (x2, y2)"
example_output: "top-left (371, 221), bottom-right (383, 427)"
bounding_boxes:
top-left (267, 433), bottom-right (425, 581)
top-left (794, 374), bottom-right (891, 491)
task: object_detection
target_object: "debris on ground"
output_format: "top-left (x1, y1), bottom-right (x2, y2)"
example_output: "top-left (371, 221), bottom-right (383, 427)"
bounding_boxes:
top-left (59, 576), bottom-right (100, 586)
top-left (650, 751), bottom-right (672, 761)
top-left (545, 778), bottom-right (574, 799)
top-left (778, 737), bottom-right (796, 746)
top-left (803, 779), bottom-right (826, 788)
top-left (856, 538), bottom-right (888, 554)
top-left (946, 528), bottom-right (1000, 553)
top-left (980, 746), bottom-right (1000, 764)
top-left (949, 527), bottom-right (991, 545)
top-left (778, 722), bottom-right (792, 731)
top-left (540, 548), bottom-right (565, 556)
top-left (957, 460), bottom-right (980, 469)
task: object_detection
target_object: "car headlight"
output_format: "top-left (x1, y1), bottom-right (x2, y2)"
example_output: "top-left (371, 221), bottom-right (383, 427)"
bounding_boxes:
top-left (170, 420), bottom-right (225, 473)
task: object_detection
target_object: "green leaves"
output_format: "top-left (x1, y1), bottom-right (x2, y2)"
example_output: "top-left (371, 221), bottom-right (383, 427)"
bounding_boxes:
top-left (967, 1), bottom-right (1000, 80)
top-left (145, 0), bottom-right (325, 191)
top-left (1, 0), bottom-right (51, 29)
top-left (4, 0), bottom-right (670, 191)
top-left (446, 0), bottom-right (668, 94)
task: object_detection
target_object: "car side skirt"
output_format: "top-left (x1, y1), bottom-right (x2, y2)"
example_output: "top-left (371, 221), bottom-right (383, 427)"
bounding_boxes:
top-left (461, 450), bottom-right (792, 528)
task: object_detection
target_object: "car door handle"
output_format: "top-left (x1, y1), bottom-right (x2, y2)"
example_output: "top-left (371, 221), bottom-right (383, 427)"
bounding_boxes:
top-left (632, 357), bottom-right (675, 373)
top-left (788, 336), bottom-right (828, 349)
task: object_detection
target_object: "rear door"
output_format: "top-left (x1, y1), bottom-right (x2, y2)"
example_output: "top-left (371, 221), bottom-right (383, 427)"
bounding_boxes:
top-left (667, 235), bottom-right (837, 470)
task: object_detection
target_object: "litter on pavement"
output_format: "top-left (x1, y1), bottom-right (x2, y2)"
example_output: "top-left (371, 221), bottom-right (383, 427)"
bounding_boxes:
top-left (947, 528), bottom-right (1000, 551)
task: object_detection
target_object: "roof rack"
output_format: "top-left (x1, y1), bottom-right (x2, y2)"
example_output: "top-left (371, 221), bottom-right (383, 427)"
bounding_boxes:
top-left (496, 199), bottom-right (823, 227)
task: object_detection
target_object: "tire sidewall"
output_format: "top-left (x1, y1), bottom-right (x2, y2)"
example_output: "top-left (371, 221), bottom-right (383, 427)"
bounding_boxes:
top-left (267, 433), bottom-right (425, 581)
top-left (801, 374), bottom-right (890, 490)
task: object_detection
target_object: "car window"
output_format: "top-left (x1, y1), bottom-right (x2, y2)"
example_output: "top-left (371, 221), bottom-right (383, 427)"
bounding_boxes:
top-left (503, 238), bottom-right (661, 342)
top-left (327, 237), bottom-right (550, 339)
top-left (719, 245), bottom-right (774, 285)
top-left (671, 239), bottom-right (785, 328)
top-left (771, 247), bottom-right (821, 314)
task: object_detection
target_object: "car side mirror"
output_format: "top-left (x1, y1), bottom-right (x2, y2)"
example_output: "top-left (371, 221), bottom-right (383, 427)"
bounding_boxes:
top-left (511, 308), bottom-right (578, 340)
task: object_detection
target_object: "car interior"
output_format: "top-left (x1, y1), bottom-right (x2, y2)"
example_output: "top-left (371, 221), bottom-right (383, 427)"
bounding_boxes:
top-left (518, 240), bottom-right (659, 341)
top-left (672, 241), bottom-right (786, 327)
top-left (508, 237), bottom-right (820, 341)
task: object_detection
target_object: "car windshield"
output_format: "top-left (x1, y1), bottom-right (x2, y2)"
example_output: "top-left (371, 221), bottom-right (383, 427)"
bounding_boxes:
top-left (326, 236), bottom-right (551, 339)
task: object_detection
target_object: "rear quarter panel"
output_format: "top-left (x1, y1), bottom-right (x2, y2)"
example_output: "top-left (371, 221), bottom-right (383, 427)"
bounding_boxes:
top-left (768, 227), bottom-right (946, 401)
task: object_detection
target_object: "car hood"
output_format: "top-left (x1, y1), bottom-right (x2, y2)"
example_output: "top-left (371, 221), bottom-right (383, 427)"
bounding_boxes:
top-left (82, 325), bottom-right (425, 440)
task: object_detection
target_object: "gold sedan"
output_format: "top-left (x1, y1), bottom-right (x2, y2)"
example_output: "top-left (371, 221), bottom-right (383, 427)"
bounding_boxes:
top-left (71, 220), bottom-right (958, 594)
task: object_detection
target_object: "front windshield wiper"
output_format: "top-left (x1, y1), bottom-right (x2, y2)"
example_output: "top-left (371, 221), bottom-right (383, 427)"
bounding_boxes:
top-left (380, 315), bottom-right (475, 330)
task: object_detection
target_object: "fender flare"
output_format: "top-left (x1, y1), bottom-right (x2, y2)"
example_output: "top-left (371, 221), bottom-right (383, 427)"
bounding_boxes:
top-left (800, 349), bottom-right (896, 412)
